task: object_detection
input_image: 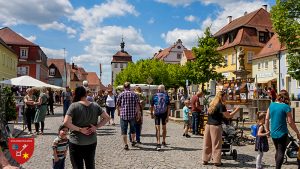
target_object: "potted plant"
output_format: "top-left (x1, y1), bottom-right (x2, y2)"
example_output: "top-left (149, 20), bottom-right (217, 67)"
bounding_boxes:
top-left (2, 87), bottom-right (17, 122)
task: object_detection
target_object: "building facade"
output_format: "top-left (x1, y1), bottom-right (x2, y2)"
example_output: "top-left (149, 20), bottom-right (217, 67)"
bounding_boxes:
top-left (0, 38), bottom-right (18, 81)
top-left (153, 39), bottom-right (186, 64)
top-left (252, 34), bottom-right (282, 92)
top-left (47, 59), bottom-right (68, 87)
top-left (280, 51), bottom-right (300, 98)
top-left (0, 27), bottom-right (48, 82)
top-left (214, 6), bottom-right (274, 80)
top-left (180, 49), bottom-right (195, 66)
top-left (111, 39), bottom-right (132, 85)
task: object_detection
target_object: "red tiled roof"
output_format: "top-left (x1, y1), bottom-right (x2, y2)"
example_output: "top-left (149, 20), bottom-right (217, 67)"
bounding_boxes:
top-left (47, 59), bottom-right (66, 77)
top-left (254, 34), bottom-right (286, 60)
top-left (153, 47), bottom-right (172, 60)
top-left (214, 8), bottom-right (273, 37)
top-left (111, 51), bottom-right (132, 62)
top-left (183, 50), bottom-right (195, 60)
top-left (0, 27), bottom-right (37, 46)
top-left (78, 67), bottom-right (88, 75)
top-left (86, 72), bottom-right (100, 86)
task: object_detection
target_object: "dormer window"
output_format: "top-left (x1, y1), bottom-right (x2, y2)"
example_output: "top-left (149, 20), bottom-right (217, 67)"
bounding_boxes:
top-left (49, 68), bottom-right (55, 76)
top-left (259, 32), bottom-right (267, 43)
top-left (229, 33), bottom-right (234, 43)
top-left (20, 47), bottom-right (28, 59)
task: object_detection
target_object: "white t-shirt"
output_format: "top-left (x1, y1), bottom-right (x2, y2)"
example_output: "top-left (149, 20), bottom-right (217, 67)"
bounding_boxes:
top-left (106, 95), bottom-right (115, 107)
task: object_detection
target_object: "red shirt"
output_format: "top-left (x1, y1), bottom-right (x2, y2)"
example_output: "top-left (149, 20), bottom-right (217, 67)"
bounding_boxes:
top-left (191, 95), bottom-right (202, 112)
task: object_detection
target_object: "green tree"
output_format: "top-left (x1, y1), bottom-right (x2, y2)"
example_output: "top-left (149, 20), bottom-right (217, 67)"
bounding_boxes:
top-left (271, 0), bottom-right (300, 79)
top-left (188, 27), bottom-right (224, 91)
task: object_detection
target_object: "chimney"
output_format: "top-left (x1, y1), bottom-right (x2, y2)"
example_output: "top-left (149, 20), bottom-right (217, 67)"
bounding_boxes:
top-left (99, 63), bottom-right (102, 77)
top-left (244, 11), bottom-right (248, 16)
top-left (72, 63), bottom-right (75, 69)
top-left (227, 16), bottom-right (232, 23)
top-left (262, 5), bottom-right (267, 10)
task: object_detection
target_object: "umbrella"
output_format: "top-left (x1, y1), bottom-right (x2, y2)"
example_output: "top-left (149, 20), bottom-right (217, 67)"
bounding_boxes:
top-left (0, 75), bottom-right (47, 87)
top-left (0, 75), bottom-right (64, 90)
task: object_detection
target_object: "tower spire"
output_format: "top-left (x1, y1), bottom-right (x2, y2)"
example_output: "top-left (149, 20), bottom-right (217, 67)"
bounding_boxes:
top-left (120, 35), bottom-right (125, 52)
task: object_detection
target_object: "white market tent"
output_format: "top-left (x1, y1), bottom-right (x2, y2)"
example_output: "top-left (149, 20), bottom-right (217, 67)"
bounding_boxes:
top-left (0, 75), bottom-right (63, 90)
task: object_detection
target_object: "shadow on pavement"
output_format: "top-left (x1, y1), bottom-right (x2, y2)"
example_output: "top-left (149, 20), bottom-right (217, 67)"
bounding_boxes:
top-left (141, 134), bottom-right (170, 138)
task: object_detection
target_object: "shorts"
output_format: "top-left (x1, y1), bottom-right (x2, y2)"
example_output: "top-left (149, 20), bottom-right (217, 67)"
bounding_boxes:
top-left (120, 118), bottom-right (136, 135)
top-left (154, 114), bottom-right (168, 125)
top-left (184, 120), bottom-right (190, 126)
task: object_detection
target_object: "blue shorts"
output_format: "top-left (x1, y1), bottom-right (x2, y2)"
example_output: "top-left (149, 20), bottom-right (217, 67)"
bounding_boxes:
top-left (120, 118), bottom-right (136, 135)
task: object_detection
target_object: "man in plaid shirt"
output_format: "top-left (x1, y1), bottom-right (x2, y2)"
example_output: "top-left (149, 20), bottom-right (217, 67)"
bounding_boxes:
top-left (117, 82), bottom-right (141, 150)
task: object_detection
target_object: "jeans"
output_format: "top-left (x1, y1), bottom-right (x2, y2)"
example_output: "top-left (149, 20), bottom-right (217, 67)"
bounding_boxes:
top-left (272, 134), bottom-right (288, 169)
top-left (120, 118), bottom-right (136, 135)
top-left (25, 107), bottom-right (35, 132)
top-left (53, 158), bottom-right (65, 169)
top-left (129, 123), bottom-right (142, 142)
top-left (69, 142), bottom-right (97, 169)
top-left (256, 151), bottom-right (263, 169)
top-left (192, 112), bottom-right (200, 134)
top-left (106, 107), bottom-right (115, 119)
top-left (63, 100), bottom-right (71, 117)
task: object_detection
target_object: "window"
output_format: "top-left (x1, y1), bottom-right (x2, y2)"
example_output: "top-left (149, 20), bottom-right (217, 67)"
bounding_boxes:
top-left (124, 63), bottom-right (127, 67)
top-left (273, 60), bottom-right (277, 69)
top-left (224, 55), bottom-right (228, 66)
top-left (177, 53), bottom-right (181, 59)
top-left (247, 51), bottom-right (254, 63)
top-left (265, 61), bottom-right (268, 69)
top-left (20, 48), bottom-right (28, 59)
top-left (259, 32), bottom-right (266, 43)
top-left (177, 46), bottom-right (181, 49)
top-left (17, 66), bottom-right (29, 75)
top-left (258, 63), bottom-right (261, 70)
top-left (231, 53), bottom-right (236, 65)
top-left (120, 63), bottom-right (123, 68)
top-left (49, 68), bottom-right (55, 76)
top-left (114, 63), bottom-right (118, 68)
top-left (229, 33), bottom-right (234, 43)
top-left (298, 80), bottom-right (300, 88)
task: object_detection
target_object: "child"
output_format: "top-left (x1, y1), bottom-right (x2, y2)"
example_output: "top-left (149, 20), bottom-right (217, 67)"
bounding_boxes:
top-left (52, 125), bottom-right (69, 169)
top-left (255, 112), bottom-right (269, 169)
top-left (183, 100), bottom-right (191, 138)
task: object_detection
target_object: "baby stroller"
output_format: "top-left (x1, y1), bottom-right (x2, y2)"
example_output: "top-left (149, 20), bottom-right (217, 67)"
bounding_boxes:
top-left (284, 133), bottom-right (299, 163)
top-left (222, 124), bottom-right (238, 160)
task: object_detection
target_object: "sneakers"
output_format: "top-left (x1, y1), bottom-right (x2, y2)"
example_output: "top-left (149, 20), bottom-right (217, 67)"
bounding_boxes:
top-left (156, 144), bottom-right (161, 151)
top-left (183, 133), bottom-right (186, 136)
top-left (124, 144), bottom-right (129, 150)
top-left (162, 142), bottom-right (167, 147)
top-left (185, 134), bottom-right (191, 138)
top-left (131, 141), bottom-right (137, 147)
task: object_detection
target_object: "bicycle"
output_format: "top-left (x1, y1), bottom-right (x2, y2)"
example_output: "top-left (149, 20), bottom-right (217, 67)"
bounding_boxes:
top-left (233, 117), bottom-right (256, 146)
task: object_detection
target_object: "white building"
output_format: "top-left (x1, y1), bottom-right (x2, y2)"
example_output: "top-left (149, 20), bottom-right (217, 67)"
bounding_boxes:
top-left (111, 39), bottom-right (132, 85)
top-left (153, 39), bottom-right (187, 64)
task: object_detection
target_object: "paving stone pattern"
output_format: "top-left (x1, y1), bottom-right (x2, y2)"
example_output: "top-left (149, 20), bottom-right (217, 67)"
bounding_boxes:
top-left (19, 106), bottom-right (298, 169)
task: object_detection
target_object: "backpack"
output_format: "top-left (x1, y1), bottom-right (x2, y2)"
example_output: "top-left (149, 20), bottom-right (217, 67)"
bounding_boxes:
top-left (154, 93), bottom-right (168, 115)
top-left (251, 124), bottom-right (258, 137)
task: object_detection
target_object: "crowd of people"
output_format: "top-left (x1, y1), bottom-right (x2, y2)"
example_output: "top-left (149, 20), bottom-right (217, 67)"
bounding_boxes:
top-left (1, 81), bottom-right (300, 169)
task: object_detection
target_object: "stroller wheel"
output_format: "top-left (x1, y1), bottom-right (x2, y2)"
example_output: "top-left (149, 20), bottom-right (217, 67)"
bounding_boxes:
top-left (232, 149), bottom-right (237, 160)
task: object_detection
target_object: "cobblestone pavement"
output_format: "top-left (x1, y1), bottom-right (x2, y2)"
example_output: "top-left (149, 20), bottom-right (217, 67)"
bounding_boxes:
top-left (18, 106), bottom-right (299, 169)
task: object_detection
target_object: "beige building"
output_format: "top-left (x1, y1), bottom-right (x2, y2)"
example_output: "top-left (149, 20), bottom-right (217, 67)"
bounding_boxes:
top-left (0, 38), bottom-right (18, 81)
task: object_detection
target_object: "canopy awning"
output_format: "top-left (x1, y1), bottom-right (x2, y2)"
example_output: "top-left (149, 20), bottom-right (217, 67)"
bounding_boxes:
top-left (257, 78), bottom-right (277, 84)
top-left (0, 75), bottom-right (64, 90)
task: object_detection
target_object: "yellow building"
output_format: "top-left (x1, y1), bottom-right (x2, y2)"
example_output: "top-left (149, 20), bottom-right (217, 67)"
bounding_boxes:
top-left (0, 38), bottom-right (18, 81)
top-left (214, 6), bottom-right (274, 80)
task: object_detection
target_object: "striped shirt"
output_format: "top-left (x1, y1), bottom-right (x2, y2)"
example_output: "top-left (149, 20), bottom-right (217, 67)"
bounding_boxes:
top-left (52, 136), bottom-right (69, 159)
top-left (117, 90), bottom-right (140, 120)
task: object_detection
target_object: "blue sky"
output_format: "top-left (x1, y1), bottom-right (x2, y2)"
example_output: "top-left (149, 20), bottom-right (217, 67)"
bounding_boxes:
top-left (0, 0), bottom-right (275, 85)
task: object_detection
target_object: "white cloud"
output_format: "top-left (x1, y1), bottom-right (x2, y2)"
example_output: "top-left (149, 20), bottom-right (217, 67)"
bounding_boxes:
top-left (155, 0), bottom-right (197, 6)
top-left (202, 0), bottom-right (269, 33)
top-left (41, 47), bottom-right (67, 59)
top-left (72, 25), bottom-right (160, 85)
top-left (184, 15), bottom-right (198, 22)
top-left (148, 18), bottom-right (155, 24)
top-left (161, 28), bottom-right (203, 49)
top-left (39, 21), bottom-right (77, 37)
top-left (70, 0), bottom-right (138, 29)
top-left (0, 0), bottom-right (73, 26)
